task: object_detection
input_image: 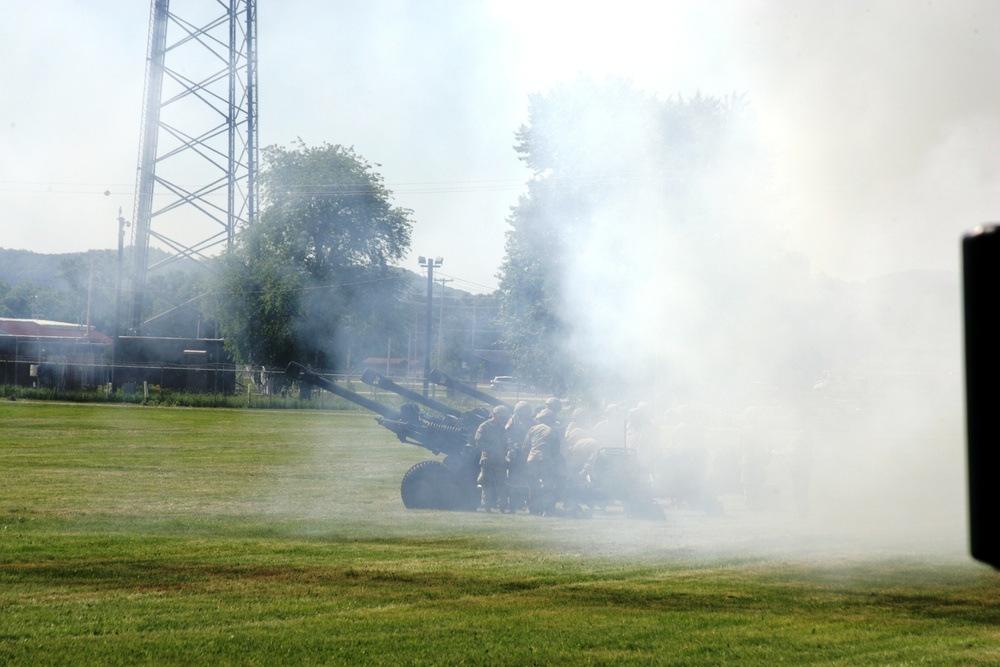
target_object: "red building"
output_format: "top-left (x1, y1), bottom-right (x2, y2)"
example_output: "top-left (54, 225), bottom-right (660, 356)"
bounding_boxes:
top-left (0, 318), bottom-right (113, 388)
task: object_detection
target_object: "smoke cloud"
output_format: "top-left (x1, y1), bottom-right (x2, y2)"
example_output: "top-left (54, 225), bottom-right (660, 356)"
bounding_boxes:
top-left (543, 79), bottom-right (970, 559)
top-left (730, 0), bottom-right (1000, 281)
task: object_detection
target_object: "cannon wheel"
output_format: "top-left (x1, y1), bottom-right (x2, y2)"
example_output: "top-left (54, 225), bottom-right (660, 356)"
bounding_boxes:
top-left (400, 460), bottom-right (479, 511)
top-left (401, 460), bottom-right (451, 509)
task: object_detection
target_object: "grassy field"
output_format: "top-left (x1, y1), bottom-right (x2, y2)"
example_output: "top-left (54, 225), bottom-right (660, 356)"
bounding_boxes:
top-left (0, 400), bottom-right (997, 665)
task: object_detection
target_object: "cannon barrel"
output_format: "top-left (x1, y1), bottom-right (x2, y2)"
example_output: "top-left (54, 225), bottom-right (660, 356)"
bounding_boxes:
top-left (361, 368), bottom-right (464, 419)
top-left (362, 368), bottom-right (490, 433)
top-left (428, 369), bottom-right (515, 411)
top-left (286, 362), bottom-right (471, 456)
top-left (286, 362), bottom-right (402, 421)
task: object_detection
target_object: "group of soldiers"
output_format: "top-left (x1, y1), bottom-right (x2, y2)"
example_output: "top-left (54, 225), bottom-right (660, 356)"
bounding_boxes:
top-left (471, 398), bottom-right (668, 516)
top-left (471, 396), bottom-right (732, 516)
top-left (472, 397), bottom-right (567, 515)
top-left (470, 394), bottom-right (817, 518)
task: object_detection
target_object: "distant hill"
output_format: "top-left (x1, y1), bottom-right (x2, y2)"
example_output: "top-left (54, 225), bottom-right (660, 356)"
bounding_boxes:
top-left (0, 246), bottom-right (470, 299)
top-left (0, 247), bottom-right (204, 290)
top-left (0, 248), bottom-right (91, 289)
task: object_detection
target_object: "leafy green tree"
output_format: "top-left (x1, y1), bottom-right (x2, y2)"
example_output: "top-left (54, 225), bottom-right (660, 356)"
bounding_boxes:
top-left (54, 252), bottom-right (120, 334)
top-left (496, 77), bottom-right (781, 400)
top-left (0, 282), bottom-right (67, 322)
top-left (0, 251), bottom-right (122, 334)
top-left (212, 141), bottom-right (413, 369)
top-left (141, 270), bottom-right (214, 339)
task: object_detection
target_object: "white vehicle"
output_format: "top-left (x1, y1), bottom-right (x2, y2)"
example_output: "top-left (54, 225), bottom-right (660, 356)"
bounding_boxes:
top-left (490, 376), bottom-right (518, 390)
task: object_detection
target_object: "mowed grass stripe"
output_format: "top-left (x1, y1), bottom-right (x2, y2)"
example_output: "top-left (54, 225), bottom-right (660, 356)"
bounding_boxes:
top-left (0, 400), bottom-right (997, 665)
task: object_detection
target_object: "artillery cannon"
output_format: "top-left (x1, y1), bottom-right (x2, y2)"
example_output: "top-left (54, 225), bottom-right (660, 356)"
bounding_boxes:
top-left (287, 362), bottom-right (666, 518)
top-left (286, 362), bottom-right (482, 511)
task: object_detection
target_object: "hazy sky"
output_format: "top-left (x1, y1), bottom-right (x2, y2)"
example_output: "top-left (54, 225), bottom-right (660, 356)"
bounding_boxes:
top-left (1, 0), bottom-right (998, 293)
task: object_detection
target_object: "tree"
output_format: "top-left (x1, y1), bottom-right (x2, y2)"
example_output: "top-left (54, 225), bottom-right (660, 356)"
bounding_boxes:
top-left (0, 280), bottom-right (74, 324)
top-left (496, 77), bottom-right (785, 401)
top-left (141, 270), bottom-right (215, 339)
top-left (212, 141), bottom-right (413, 370)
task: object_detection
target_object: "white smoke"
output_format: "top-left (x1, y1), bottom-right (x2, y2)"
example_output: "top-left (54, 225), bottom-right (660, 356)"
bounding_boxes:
top-left (541, 80), bottom-right (968, 559)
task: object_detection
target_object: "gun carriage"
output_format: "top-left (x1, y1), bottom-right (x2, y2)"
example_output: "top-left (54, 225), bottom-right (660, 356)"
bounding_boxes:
top-left (286, 362), bottom-right (503, 512)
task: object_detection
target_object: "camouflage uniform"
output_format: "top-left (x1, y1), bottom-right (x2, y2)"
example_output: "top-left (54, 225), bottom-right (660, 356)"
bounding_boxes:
top-left (504, 401), bottom-right (534, 512)
top-left (593, 404), bottom-right (627, 448)
top-left (524, 409), bottom-right (564, 515)
top-left (626, 402), bottom-right (661, 473)
top-left (475, 406), bottom-right (511, 512)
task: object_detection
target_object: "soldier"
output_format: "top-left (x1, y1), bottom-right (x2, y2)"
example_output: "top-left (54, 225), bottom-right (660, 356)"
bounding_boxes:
top-left (593, 403), bottom-right (627, 448)
top-left (660, 414), bottom-right (718, 513)
top-left (564, 407), bottom-right (598, 480)
top-left (544, 397), bottom-right (563, 422)
top-left (475, 404), bottom-right (512, 513)
top-left (626, 401), bottom-right (661, 473)
top-left (506, 401), bottom-right (534, 448)
top-left (504, 401), bottom-right (534, 512)
top-left (564, 407), bottom-right (593, 448)
top-left (524, 408), bottom-right (564, 516)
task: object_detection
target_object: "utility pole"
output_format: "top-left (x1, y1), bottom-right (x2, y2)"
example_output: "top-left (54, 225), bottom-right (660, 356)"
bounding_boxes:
top-left (418, 256), bottom-right (443, 396)
top-left (435, 277), bottom-right (453, 377)
top-left (85, 253), bottom-right (94, 335)
top-left (111, 209), bottom-right (130, 391)
top-left (114, 208), bottom-right (129, 340)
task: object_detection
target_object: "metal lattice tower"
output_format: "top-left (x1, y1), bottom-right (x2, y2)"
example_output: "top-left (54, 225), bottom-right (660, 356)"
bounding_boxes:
top-left (128, 0), bottom-right (258, 332)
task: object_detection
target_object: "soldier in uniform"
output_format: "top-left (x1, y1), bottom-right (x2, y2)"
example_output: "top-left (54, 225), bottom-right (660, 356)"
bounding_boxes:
top-left (564, 407), bottom-right (593, 448)
top-left (626, 401), bottom-right (661, 473)
top-left (524, 408), bottom-right (564, 516)
top-left (504, 401), bottom-right (534, 512)
top-left (544, 397), bottom-right (563, 423)
top-left (475, 404), bottom-right (512, 513)
top-left (593, 403), bottom-right (627, 448)
top-left (560, 407), bottom-right (597, 479)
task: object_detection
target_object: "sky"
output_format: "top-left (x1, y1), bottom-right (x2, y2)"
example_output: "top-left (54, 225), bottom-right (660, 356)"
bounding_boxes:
top-left (1, 0), bottom-right (999, 293)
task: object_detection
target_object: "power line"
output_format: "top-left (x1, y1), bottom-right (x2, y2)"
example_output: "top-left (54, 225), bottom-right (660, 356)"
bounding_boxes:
top-left (0, 170), bottom-right (693, 198)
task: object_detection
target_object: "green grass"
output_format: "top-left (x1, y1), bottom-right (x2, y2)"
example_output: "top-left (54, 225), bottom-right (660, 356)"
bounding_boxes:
top-left (0, 400), bottom-right (997, 665)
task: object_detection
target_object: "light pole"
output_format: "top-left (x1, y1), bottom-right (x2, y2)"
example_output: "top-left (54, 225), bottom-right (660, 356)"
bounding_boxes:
top-left (114, 208), bottom-right (130, 340)
top-left (112, 209), bottom-right (130, 391)
top-left (418, 256), bottom-right (442, 396)
top-left (436, 277), bottom-right (452, 375)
